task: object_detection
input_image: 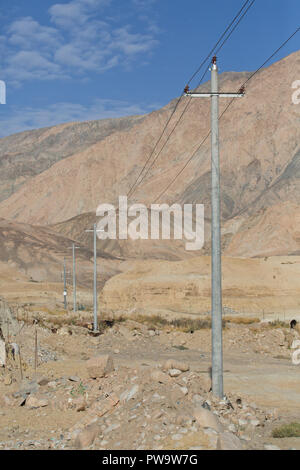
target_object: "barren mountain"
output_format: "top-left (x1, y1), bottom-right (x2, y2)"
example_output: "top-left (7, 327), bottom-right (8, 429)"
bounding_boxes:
top-left (0, 115), bottom-right (144, 203)
top-left (0, 50), bottom-right (299, 259)
top-left (0, 218), bottom-right (121, 292)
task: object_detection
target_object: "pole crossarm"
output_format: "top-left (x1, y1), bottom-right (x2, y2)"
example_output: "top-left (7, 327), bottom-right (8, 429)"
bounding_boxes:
top-left (185, 92), bottom-right (244, 98)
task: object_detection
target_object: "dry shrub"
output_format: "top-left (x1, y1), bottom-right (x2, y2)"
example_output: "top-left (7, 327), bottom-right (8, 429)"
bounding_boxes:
top-left (224, 316), bottom-right (260, 325)
top-left (272, 422), bottom-right (300, 438)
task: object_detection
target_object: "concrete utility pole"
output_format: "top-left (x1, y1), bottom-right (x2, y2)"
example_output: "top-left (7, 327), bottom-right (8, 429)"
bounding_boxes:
top-left (68, 244), bottom-right (80, 313)
top-left (63, 257), bottom-right (67, 310)
top-left (185, 56), bottom-right (244, 398)
top-left (85, 224), bottom-right (104, 333)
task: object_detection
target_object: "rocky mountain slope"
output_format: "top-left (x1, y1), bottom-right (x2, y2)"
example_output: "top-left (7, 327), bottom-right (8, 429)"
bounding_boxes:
top-left (0, 50), bottom-right (299, 260)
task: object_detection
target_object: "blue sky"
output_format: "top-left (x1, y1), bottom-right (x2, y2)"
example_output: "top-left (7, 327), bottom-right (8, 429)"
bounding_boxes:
top-left (0, 0), bottom-right (299, 137)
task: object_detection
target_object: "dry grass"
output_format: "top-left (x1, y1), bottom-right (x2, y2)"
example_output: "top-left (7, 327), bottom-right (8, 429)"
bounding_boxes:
top-left (129, 313), bottom-right (226, 332)
top-left (224, 316), bottom-right (260, 325)
top-left (272, 422), bottom-right (300, 438)
top-left (267, 320), bottom-right (290, 329)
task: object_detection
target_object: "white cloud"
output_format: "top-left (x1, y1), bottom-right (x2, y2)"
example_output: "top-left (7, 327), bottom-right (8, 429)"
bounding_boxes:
top-left (0, 99), bottom-right (159, 137)
top-left (8, 17), bottom-right (61, 50)
top-left (1, 0), bottom-right (159, 85)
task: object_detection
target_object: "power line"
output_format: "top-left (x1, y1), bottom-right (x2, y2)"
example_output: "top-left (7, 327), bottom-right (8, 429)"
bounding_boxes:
top-left (127, 0), bottom-right (255, 199)
top-left (152, 26), bottom-right (300, 204)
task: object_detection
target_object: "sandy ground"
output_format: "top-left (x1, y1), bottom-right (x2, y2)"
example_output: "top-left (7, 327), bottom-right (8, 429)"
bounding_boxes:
top-left (1, 317), bottom-right (300, 450)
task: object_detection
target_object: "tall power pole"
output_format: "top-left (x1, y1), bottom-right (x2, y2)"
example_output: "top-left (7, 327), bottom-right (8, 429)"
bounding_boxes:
top-left (185, 56), bottom-right (244, 398)
top-left (86, 224), bottom-right (104, 333)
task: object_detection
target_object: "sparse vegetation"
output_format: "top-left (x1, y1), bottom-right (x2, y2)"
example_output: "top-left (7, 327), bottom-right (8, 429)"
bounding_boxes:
top-left (267, 320), bottom-right (289, 329)
top-left (70, 381), bottom-right (87, 398)
top-left (129, 313), bottom-right (222, 332)
top-left (272, 422), bottom-right (300, 438)
top-left (224, 316), bottom-right (260, 325)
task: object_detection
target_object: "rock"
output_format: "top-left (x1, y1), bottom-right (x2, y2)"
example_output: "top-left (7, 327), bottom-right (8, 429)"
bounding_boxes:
top-left (1, 394), bottom-right (14, 407)
top-left (238, 418), bottom-right (247, 427)
top-left (163, 360), bottom-right (189, 372)
top-left (4, 374), bottom-right (12, 386)
top-left (69, 376), bottom-right (80, 382)
top-left (86, 355), bottom-right (114, 379)
top-left (193, 407), bottom-right (223, 432)
top-left (48, 381), bottom-right (57, 388)
top-left (120, 385), bottom-right (139, 402)
top-left (150, 369), bottom-right (170, 384)
top-left (74, 423), bottom-right (100, 449)
top-left (172, 434), bottom-right (183, 441)
top-left (58, 327), bottom-right (71, 336)
top-left (0, 299), bottom-right (19, 340)
top-left (199, 374), bottom-right (212, 392)
top-left (192, 394), bottom-right (204, 404)
top-left (217, 431), bottom-right (243, 450)
top-left (103, 423), bottom-right (120, 434)
top-left (249, 419), bottom-right (260, 427)
top-left (0, 339), bottom-right (6, 367)
top-left (264, 444), bottom-right (281, 450)
top-left (68, 397), bottom-right (87, 412)
top-left (89, 393), bottom-right (119, 417)
top-left (228, 423), bottom-right (237, 433)
top-left (33, 376), bottom-right (49, 386)
top-left (25, 394), bottom-right (49, 409)
top-left (168, 369), bottom-right (182, 377)
top-left (16, 379), bottom-right (39, 397)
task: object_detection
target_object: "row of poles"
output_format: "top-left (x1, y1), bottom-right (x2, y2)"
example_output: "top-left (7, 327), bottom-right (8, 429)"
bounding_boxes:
top-left (61, 57), bottom-right (241, 396)
top-left (63, 224), bottom-right (102, 333)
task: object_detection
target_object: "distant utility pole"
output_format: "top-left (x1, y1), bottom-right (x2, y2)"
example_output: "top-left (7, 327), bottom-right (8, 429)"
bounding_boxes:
top-left (61, 260), bottom-right (71, 310)
top-left (85, 224), bottom-right (104, 333)
top-left (63, 257), bottom-right (67, 310)
top-left (68, 243), bottom-right (80, 313)
top-left (185, 56), bottom-right (245, 398)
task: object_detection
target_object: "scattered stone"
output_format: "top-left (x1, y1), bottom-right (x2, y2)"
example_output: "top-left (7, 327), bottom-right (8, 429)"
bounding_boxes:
top-left (25, 394), bottom-right (49, 409)
top-left (264, 444), bottom-right (281, 450)
top-left (74, 423), bottom-right (100, 450)
top-left (4, 374), bottom-right (12, 386)
top-left (0, 339), bottom-right (6, 367)
top-left (120, 385), bottom-right (139, 402)
top-left (217, 431), bottom-right (243, 450)
top-left (69, 376), bottom-right (80, 382)
top-left (249, 419), bottom-right (260, 427)
top-left (86, 355), bottom-right (114, 379)
top-left (163, 360), bottom-right (189, 372)
top-left (193, 406), bottom-right (223, 432)
top-left (34, 376), bottom-right (49, 386)
top-left (168, 369), bottom-right (182, 378)
top-left (150, 369), bottom-right (170, 384)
